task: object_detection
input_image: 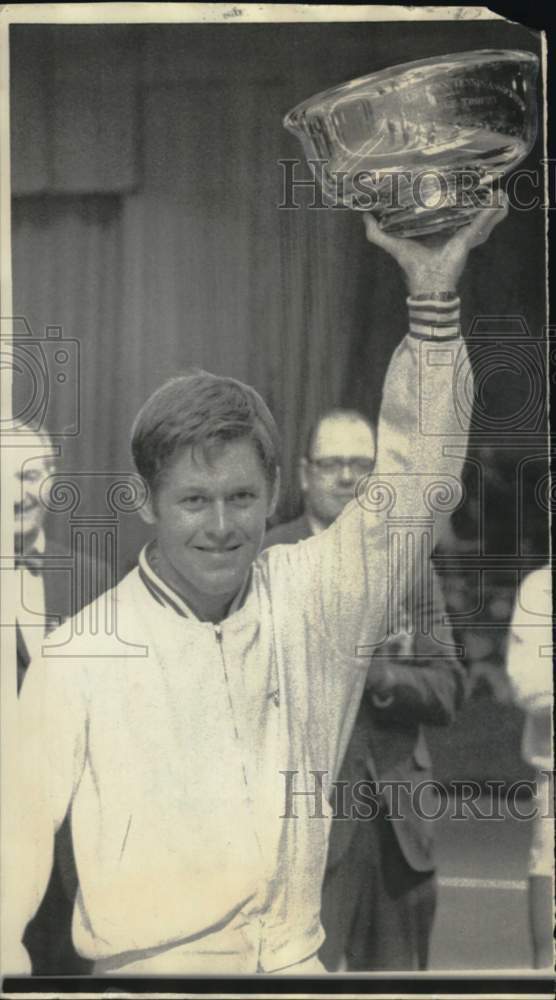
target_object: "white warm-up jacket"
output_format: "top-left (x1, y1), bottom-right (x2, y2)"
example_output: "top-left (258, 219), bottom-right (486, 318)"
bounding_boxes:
top-left (12, 299), bottom-right (469, 973)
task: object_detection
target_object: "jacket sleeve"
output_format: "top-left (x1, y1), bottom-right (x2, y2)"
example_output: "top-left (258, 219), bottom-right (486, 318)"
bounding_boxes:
top-left (366, 570), bottom-right (467, 726)
top-left (7, 648), bottom-right (88, 967)
top-left (277, 297), bottom-right (470, 662)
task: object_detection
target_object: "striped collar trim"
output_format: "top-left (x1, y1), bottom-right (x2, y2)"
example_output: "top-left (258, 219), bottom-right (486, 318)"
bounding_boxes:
top-left (138, 545), bottom-right (199, 620)
top-left (137, 544), bottom-right (253, 622)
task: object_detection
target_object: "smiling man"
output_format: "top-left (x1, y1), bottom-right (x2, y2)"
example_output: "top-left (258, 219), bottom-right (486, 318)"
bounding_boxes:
top-left (11, 426), bottom-right (57, 688)
top-left (8, 204), bottom-right (507, 976)
top-left (135, 396), bottom-right (279, 623)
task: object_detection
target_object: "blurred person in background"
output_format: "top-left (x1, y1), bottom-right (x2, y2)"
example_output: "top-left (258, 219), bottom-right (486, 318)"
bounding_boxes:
top-left (265, 410), bottom-right (377, 542)
top-left (265, 408), bottom-right (465, 972)
top-left (11, 421), bottom-right (105, 975)
top-left (12, 423), bottom-right (57, 693)
top-left (506, 565), bottom-right (554, 969)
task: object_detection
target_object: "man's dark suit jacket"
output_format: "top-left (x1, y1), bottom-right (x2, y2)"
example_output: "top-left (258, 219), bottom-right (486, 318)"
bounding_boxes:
top-left (264, 513), bottom-right (465, 874)
top-left (17, 537), bottom-right (109, 687)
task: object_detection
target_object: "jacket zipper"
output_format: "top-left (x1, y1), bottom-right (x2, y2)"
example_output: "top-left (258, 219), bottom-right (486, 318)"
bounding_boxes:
top-left (213, 625), bottom-right (266, 866)
top-left (214, 625), bottom-right (248, 786)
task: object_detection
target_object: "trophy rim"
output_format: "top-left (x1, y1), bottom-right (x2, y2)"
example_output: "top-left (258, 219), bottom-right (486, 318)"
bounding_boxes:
top-left (283, 48), bottom-right (539, 131)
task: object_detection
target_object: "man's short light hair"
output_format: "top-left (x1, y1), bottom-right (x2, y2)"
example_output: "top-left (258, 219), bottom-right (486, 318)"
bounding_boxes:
top-left (131, 369), bottom-right (281, 494)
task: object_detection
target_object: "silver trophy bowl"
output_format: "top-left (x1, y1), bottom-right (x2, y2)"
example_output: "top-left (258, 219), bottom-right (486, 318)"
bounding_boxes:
top-left (283, 50), bottom-right (539, 237)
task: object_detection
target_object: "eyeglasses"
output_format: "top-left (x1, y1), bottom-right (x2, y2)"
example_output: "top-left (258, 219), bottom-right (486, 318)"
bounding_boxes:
top-left (307, 457), bottom-right (375, 476)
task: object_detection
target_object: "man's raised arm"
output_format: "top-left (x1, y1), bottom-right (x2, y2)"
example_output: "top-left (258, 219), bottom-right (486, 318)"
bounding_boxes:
top-left (277, 199), bottom-right (509, 657)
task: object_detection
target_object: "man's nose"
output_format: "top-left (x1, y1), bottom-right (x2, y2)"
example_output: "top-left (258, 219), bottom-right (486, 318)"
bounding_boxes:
top-left (204, 500), bottom-right (235, 541)
top-left (337, 463), bottom-right (356, 484)
top-left (16, 479), bottom-right (32, 503)
top-left (23, 480), bottom-right (36, 498)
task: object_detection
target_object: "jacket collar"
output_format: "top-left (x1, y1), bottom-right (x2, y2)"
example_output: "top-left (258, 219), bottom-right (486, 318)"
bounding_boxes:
top-left (138, 544), bottom-right (251, 623)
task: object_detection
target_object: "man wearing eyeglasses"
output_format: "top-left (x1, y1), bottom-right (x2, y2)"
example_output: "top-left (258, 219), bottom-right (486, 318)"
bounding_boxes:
top-left (264, 409), bottom-right (464, 972)
top-left (265, 411), bottom-right (376, 545)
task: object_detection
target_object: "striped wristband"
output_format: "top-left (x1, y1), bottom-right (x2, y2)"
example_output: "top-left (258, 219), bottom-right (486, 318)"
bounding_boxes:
top-left (408, 293), bottom-right (461, 340)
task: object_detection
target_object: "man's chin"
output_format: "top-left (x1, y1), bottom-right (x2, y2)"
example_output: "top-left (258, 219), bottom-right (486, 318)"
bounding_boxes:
top-left (198, 569), bottom-right (245, 596)
top-left (324, 504), bottom-right (347, 523)
top-left (187, 555), bottom-right (246, 589)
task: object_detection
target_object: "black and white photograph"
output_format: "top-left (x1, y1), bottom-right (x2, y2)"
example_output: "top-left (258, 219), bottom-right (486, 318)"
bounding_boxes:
top-left (0, 3), bottom-right (553, 997)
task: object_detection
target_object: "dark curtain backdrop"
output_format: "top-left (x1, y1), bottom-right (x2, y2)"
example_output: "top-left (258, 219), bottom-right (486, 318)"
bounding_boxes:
top-left (10, 20), bottom-right (546, 582)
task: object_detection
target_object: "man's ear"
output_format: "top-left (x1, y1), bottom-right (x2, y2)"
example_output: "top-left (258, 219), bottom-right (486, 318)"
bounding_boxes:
top-left (268, 467), bottom-right (281, 520)
top-left (138, 487), bottom-right (157, 526)
top-left (299, 457), bottom-right (309, 494)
